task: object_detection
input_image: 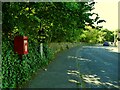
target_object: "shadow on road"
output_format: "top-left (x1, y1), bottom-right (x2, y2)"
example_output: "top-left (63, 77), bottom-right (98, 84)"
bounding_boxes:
top-left (67, 46), bottom-right (119, 89)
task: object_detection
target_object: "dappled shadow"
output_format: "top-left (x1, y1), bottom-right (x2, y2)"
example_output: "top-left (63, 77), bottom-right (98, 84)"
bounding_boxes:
top-left (67, 69), bottom-right (86, 88)
top-left (82, 74), bottom-right (119, 88)
top-left (68, 55), bottom-right (92, 62)
top-left (67, 69), bottom-right (119, 88)
top-left (67, 51), bottom-right (119, 89)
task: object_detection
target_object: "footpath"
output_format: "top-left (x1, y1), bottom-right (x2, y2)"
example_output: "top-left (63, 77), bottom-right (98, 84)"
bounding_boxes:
top-left (27, 45), bottom-right (82, 88)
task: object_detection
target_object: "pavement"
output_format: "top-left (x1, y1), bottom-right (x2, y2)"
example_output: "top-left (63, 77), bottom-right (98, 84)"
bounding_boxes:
top-left (27, 45), bottom-right (119, 89)
top-left (28, 46), bottom-right (80, 88)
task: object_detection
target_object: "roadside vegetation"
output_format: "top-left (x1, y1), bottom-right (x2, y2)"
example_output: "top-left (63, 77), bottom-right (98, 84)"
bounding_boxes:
top-left (2, 1), bottom-right (115, 88)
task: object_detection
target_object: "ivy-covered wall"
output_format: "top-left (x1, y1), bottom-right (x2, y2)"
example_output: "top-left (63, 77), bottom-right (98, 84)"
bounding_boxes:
top-left (2, 37), bottom-right (54, 88)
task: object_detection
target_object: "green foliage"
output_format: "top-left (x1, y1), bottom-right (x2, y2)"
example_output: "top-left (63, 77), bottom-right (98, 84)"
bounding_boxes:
top-left (2, 37), bottom-right (53, 88)
top-left (2, 2), bottom-right (105, 43)
top-left (101, 29), bottom-right (114, 42)
top-left (2, 2), bottom-right (108, 88)
top-left (79, 27), bottom-right (114, 44)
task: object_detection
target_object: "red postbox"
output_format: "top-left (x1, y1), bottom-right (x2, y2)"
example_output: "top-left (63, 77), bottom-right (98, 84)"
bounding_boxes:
top-left (14, 36), bottom-right (28, 55)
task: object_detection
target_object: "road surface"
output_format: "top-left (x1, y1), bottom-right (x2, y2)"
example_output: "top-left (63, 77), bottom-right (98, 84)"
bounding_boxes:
top-left (28, 45), bottom-right (119, 89)
top-left (75, 46), bottom-right (119, 88)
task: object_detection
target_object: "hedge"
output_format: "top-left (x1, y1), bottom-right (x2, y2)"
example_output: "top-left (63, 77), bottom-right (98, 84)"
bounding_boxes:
top-left (2, 37), bottom-right (54, 88)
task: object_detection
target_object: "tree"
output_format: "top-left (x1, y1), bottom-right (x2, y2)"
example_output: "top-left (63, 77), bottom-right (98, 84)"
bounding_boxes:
top-left (102, 29), bottom-right (114, 42)
top-left (2, 2), bottom-right (105, 43)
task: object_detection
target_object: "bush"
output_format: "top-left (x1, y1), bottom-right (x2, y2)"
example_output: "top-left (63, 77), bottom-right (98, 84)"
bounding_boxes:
top-left (2, 37), bottom-right (54, 88)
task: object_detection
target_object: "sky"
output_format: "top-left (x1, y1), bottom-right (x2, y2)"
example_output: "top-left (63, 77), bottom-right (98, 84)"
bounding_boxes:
top-left (92, 0), bottom-right (119, 31)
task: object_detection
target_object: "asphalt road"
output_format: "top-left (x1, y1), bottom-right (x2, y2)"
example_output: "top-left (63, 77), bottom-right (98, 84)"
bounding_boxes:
top-left (75, 46), bottom-right (119, 89)
top-left (28, 45), bottom-right (119, 89)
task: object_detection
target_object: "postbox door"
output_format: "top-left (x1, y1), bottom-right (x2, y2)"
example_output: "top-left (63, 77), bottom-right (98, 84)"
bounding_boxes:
top-left (14, 36), bottom-right (23, 54)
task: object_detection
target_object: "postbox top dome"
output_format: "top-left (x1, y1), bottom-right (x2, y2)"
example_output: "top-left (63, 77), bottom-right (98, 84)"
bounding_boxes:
top-left (15, 36), bottom-right (28, 39)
